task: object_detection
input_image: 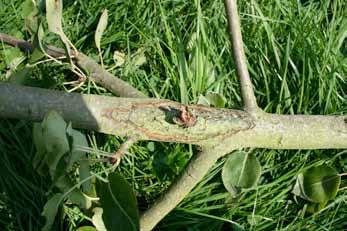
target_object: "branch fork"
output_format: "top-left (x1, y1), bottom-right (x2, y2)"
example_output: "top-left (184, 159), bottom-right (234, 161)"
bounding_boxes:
top-left (0, 1), bottom-right (345, 231)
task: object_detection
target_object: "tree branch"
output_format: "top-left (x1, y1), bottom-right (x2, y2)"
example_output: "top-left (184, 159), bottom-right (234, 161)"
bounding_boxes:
top-left (1, 83), bottom-right (346, 150)
top-left (140, 146), bottom-right (228, 231)
top-left (224, 0), bottom-right (259, 112)
top-left (0, 33), bottom-right (146, 98)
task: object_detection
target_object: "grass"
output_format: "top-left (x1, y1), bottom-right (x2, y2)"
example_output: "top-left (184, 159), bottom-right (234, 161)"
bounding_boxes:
top-left (0, 0), bottom-right (346, 230)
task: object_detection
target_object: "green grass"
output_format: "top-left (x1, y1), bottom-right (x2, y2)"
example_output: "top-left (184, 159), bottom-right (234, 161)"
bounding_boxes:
top-left (0, 0), bottom-right (346, 230)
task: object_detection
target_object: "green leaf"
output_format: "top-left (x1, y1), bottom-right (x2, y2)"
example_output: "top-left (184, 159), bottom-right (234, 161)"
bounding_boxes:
top-left (96, 172), bottom-right (139, 231)
top-left (8, 66), bottom-right (31, 85)
top-left (205, 92), bottom-right (226, 108)
top-left (79, 159), bottom-right (94, 195)
top-left (67, 189), bottom-right (92, 209)
top-left (95, 9), bottom-right (108, 52)
top-left (76, 227), bottom-right (97, 231)
top-left (41, 193), bottom-right (63, 231)
top-left (292, 164), bottom-right (340, 203)
top-left (32, 123), bottom-right (45, 169)
top-left (65, 123), bottom-right (88, 169)
top-left (146, 142), bottom-right (155, 152)
top-left (222, 151), bottom-right (261, 195)
top-left (29, 48), bottom-right (45, 64)
top-left (54, 175), bottom-right (75, 192)
top-left (197, 92), bottom-right (226, 108)
top-left (197, 95), bottom-right (210, 106)
top-left (306, 200), bottom-right (327, 213)
top-left (41, 111), bottom-right (69, 178)
top-left (1, 47), bottom-right (24, 69)
top-left (20, 0), bottom-right (38, 33)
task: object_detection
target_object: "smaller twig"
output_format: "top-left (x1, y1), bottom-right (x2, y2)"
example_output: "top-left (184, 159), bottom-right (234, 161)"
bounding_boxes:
top-left (224, 0), bottom-right (259, 112)
top-left (0, 33), bottom-right (146, 98)
top-left (109, 137), bottom-right (138, 165)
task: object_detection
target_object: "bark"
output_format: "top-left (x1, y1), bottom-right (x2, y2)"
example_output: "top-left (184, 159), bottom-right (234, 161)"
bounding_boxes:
top-left (1, 83), bottom-right (346, 150)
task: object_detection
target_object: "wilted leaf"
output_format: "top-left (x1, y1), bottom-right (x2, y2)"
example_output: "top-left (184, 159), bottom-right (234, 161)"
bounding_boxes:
top-left (45, 0), bottom-right (64, 35)
top-left (45, 0), bottom-right (74, 63)
top-left (222, 151), bottom-right (261, 195)
top-left (292, 164), bottom-right (340, 203)
top-left (132, 48), bottom-right (146, 67)
top-left (113, 51), bottom-right (126, 67)
top-left (95, 9), bottom-right (108, 52)
top-left (41, 193), bottom-right (63, 231)
top-left (96, 172), bottom-right (139, 231)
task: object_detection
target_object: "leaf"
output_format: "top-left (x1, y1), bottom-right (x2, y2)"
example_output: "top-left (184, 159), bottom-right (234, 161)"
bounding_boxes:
top-left (79, 159), bottom-right (94, 195)
top-left (132, 48), bottom-right (146, 67)
top-left (8, 66), bottom-right (31, 85)
top-left (96, 172), bottom-right (139, 231)
top-left (1, 47), bottom-right (24, 69)
top-left (306, 200), bottom-right (327, 213)
top-left (65, 123), bottom-right (88, 169)
top-left (95, 9), bottom-right (108, 52)
top-left (146, 142), bottom-right (155, 152)
top-left (20, 0), bottom-right (38, 33)
top-left (92, 207), bottom-right (107, 231)
top-left (205, 92), bottom-right (226, 108)
top-left (222, 151), bottom-right (261, 195)
top-left (41, 110), bottom-right (69, 178)
top-left (29, 48), bottom-right (45, 64)
top-left (113, 51), bottom-right (126, 67)
top-left (45, 0), bottom-right (64, 35)
top-left (41, 193), bottom-right (63, 231)
top-left (292, 164), bottom-right (340, 203)
top-left (67, 189), bottom-right (92, 209)
top-left (197, 92), bottom-right (226, 108)
top-left (76, 227), bottom-right (97, 231)
top-left (197, 95), bottom-right (210, 106)
top-left (32, 123), bottom-right (45, 169)
top-left (45, 0), bottom-right (74, 63)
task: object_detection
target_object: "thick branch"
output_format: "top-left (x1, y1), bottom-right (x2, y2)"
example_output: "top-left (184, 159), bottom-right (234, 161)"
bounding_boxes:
top-left (1, 83), bottom-right (346, 150)
top-left (224, 0), bottom-right (258, 112)
top-left (140, 147), bottom-right (227, 231)
top-left (0, 33), bottom-right (146, 98)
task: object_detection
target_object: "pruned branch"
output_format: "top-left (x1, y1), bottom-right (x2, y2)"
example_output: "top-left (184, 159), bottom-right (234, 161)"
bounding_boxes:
top-left (224, 0), bottom-right (259, 112)
top-left (1, 83), bottom-right (346, 150)
top-left (140, 146), bottom-right (228, 231)
top-left (0, 33), bottom-right (146, 98)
